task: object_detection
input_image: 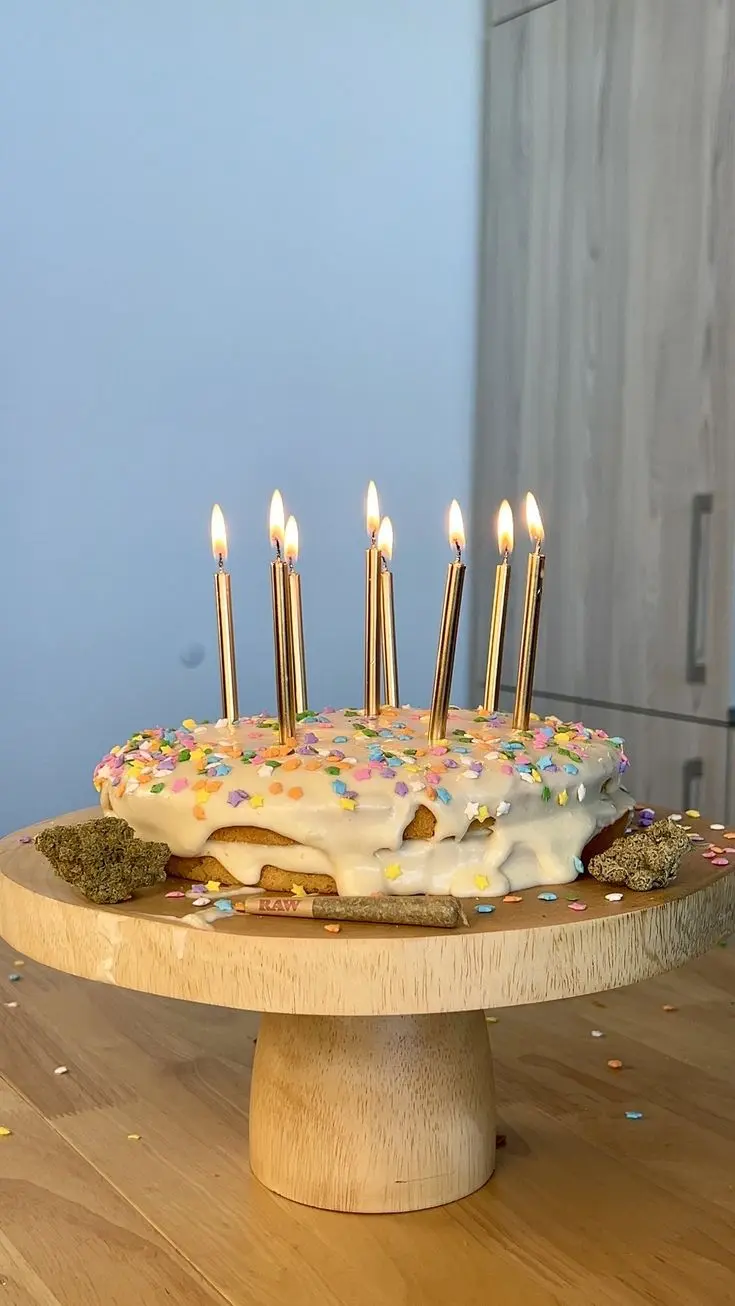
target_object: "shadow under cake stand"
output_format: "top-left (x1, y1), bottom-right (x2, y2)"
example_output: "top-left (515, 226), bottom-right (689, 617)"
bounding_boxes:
top-left (1, 807), bottom-right (734, 1214)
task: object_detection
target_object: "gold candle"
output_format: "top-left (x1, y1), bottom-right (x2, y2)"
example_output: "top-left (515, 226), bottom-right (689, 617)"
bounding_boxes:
top-left (482, 499), bottom-right (514, 712)
top-left (364, 480), bottom-right (382, 717)
top-left (378, 515), bottom-right (399, 708)
top-left (269, 490), bottom-right (296, 744)
top-left (512, 492), bottom-right (545, 731)
top-left (210, 504), bottom-right (239, 723)
top-left (284, 514), bottom-right (308, 715)
top-left (428, 500), bottom-right (466, 744)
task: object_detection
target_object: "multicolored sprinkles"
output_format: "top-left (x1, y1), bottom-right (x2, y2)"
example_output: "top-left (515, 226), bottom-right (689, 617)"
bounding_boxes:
top-left (93, 708), bottom-right (630, 824)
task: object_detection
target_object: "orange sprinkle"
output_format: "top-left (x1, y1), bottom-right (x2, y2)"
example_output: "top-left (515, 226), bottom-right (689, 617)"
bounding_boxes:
top-left (192, 779), bottom-right (207, 791)
top-left (269, 782), bottom-right (283, 795)
top-left (305, 759), bottom-right (322, 771)
top-left (324, 923), bottom-right (341, 934)
top-left (193, 805), bottom-right (206, 821)
top-left (282, 757), bottom-right (302, 771)
top-left (205, 779), bottom-right (222, 793)
top-left (424, 786), bottom-right (437, 801)
top-left (607, 1059), bottom-right (623, 1070)
top-left (288, 787), bottom-right (304, 800)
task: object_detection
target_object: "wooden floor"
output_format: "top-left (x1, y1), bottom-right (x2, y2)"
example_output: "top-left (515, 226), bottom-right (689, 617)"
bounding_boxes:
top-left (1, 940), bottom-right (735, 1306)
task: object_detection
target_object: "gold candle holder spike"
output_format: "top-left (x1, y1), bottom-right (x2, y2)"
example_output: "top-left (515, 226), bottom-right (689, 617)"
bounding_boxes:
top-left (285, 514), bottom-right (308, 715)
top-left (512, 492), bottom-right (545, 732)
top-left (210, 504), bottom-right (239, 723)
top-left (428, 500), bottom-right (466, 744)
top-left (364, 480), bottom-right (382, 718)
top-left (378, 515), bottom-right (399, 708)
top-left (269, 490), bottom-right (296, 744)
top-left (482, 499), bottom-right (514, 713)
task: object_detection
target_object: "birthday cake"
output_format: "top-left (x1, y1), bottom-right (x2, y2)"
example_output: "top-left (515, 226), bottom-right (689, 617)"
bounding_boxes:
top-left (93, 707), bottom-right (633, 898)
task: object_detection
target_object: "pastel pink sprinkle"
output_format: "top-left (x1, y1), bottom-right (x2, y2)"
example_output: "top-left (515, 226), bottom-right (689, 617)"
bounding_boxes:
top-left (568, 901), bottom-right (588, 912)
top-left (500, 764), bottom-right (514, 776)
top-left (429, 746), bottom-right (448, 756)
top-left (171, 778), bottom-right (189, 793)
top-left (712, 857), bottom-right (729, 867)
top-left (352, 767), bottom-right (372, 782)
top-left (165, 891), bottom-right (186, 898)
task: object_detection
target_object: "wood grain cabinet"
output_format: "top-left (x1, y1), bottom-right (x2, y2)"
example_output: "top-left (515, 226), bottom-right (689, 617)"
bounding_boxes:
top-left (471, 0), bottom-right (735, 728)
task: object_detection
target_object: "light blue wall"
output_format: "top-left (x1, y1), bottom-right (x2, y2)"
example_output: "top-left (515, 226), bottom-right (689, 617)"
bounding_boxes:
top-left (0, 0), bottom-right (482, 833)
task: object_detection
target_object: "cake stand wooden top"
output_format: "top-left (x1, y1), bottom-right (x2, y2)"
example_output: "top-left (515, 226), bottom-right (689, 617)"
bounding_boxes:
top-left (1, 808), bottom-right (733, 1016)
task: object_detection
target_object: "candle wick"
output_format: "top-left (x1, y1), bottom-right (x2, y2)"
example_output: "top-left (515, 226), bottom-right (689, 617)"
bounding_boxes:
top-left (455, 542), bottom-right (462, 564)
top-left (274, 539), bottom-right (282, 562)
top-left (216, 553), bottom-right (225, 572)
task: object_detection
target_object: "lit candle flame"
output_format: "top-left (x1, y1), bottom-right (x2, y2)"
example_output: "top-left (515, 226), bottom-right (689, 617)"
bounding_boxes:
top-left (377, 516), bottom-right (393, 562)
top-left (448, 499), bottom-right (465, 555)
top-left (269, 489), bottom-right (285, 552)
top-left (497, 500), bottom-right (514, 556)
top-left (284, 514), bottom-right (299, 564)
top-left (366, 481), bottom-right (380, 540)
top-left (525, 492), bottom-right (544, 548)
top-left (211, 503), bottom-right (228, 563)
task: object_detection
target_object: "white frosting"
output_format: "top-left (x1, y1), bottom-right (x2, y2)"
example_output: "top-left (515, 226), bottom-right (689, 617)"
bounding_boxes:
top-left (94, 707), bottom-right (633, 897)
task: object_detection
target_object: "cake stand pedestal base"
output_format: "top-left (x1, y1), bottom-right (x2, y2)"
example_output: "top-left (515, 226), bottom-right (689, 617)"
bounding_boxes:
top-left (249, 1009), bottom-right (496, 1213)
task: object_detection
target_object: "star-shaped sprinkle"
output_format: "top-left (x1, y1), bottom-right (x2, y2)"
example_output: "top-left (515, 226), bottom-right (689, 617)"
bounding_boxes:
top-left (384, 863), bottom-right (402, 880)
top-left (465, 801), bottom-right (480, 820)
top-left (495, 800), bottom-right (510, 817)
top-left (227, 789), bottom-right (249, 807)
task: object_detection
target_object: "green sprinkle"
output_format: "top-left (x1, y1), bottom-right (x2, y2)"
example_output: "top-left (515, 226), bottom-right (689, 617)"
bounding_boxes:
top-left (178, 750), bottom-right (191, 761)
top-left (266, 759), bottom-right (281, 769)
top-left (541, 786), bottom-right (551, 802)
top-left (150, 783), bottom-right (164, 794)
top-left (325, 766), bottom-right (341, 775)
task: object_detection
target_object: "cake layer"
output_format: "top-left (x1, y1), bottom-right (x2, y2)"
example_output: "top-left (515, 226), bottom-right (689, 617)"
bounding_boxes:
top-left (94, 707), bottom-right (633, 897)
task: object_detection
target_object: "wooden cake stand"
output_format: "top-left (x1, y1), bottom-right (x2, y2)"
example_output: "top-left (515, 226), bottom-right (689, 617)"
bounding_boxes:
top-left (1, 808), bottom-right (734, 1214)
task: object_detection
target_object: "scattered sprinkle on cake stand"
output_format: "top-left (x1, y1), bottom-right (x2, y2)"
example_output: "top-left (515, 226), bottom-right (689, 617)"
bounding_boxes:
top-left (1, 808), bottom-right (734, 1214)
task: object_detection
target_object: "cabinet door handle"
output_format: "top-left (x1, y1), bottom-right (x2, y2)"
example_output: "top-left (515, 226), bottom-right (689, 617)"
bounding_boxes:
top-left (682, 757), bottom-right (703, 813)
top-left (686, 493), bottom-right (713, 684)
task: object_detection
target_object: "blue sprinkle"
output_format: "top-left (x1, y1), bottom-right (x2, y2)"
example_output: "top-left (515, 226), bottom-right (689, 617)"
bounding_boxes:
top-left (332, 780), bottom-right (347, 796)
top-left (333, 735), bottom-right (348, 744)
top-left (214, 899), bottom-right (234, 913)
top-left (515, 763), bottom-right (532, 773)
top-left (625, 1111), bottom-right (644, 1120)
top-left (563, 764), bottom-right (579, 775)
top-left (453, 746), bottom-right (470, 754)
top-left (475, 904), bottom-right (495, 914)
top-left (573, 857), bottom-right (585, 875)
top-left (378, 728), bottom-right (394, 737)
top-left (436, 787), bottom-right (452, 805)
top-left (538, 892), bottom-right (557, 902)
top-left (506, 741), bottom-right (524, 751)
top-left (537, 755), bottom-right (554, 771)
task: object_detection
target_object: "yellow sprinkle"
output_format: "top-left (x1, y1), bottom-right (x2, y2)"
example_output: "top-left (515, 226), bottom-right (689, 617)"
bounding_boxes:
top-left (478, 805), bottom-right (489, 822)
top-left (182, 718), bottom-right (196, 730)
top-left (0, 1127), bottom-right (11, 1137)
top-left (291, 883), bottom-right (306, 897)
top-left (557, 789), bottom-right (569, 806)
top-left (530, 712), bottom-right (540, 722)
top-left (339, 797), bottom-right (356, 810)
top-left (531, 769), bottom-right (542, 783)
top-left (474, 874), bottom-right (489, 891)
top-left (384, 863), bottom-right (402, 880)
top-left (324, 923), bottom-right (341, 933)
top-left (555, 732), bottom-right (571, 743)
top-left (190, 749), bottom-right (205, 767)
top-left (206, 880), bottom-right (221, 893)
top-left (197, 789), bottom-right (211, 805)
top-left (685, 809), bottom-right (700, 819)
top-left (127, 1133), bottom-right (141, 1141)
top-left (249, 795), bottom-right (265, 809)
